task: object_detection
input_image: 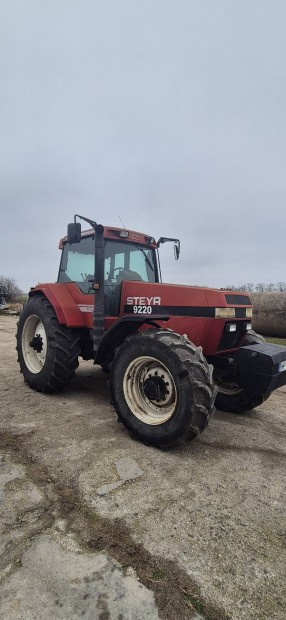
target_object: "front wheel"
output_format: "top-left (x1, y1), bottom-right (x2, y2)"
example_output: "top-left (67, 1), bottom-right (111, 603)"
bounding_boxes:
top-left (110, 330), bottom-right (216, 448)
top-left (215, 329), bottom-right (267, 413)
top-left (16, 295), bottom-right (81, 392)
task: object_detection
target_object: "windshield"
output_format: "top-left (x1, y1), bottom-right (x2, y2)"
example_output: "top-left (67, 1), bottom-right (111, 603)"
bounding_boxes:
top-left (104, 240), bottom-right (156, 283)
top-left (58, 237), bottom-right (157, 298)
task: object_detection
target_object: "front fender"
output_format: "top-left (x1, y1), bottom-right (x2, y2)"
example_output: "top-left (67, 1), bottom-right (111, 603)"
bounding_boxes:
top-left (95, 314), bottom-right (169, 364)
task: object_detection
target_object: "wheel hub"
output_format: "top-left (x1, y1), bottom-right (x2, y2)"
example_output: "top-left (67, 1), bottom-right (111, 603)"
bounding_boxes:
top-left (143, 377), bottom-right (160, 401)
top-left (143, 373), bottom-right (169, 402)
top-left (29, 334), bottom-right (43, 353)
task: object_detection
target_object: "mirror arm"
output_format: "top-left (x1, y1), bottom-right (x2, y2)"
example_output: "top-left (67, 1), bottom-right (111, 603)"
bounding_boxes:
top-left (74, 214), bottom-right (97, 229)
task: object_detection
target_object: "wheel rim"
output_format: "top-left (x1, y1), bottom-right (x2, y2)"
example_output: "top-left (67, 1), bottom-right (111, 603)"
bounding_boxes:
top-left (123, 356), bottom-right (177, 425)
top-left (22, 314), bottom-right (47, 373)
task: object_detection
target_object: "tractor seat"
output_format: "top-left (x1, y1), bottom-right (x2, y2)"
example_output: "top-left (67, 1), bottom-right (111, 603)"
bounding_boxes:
top-left (115, 269), bottom-right (142, 283)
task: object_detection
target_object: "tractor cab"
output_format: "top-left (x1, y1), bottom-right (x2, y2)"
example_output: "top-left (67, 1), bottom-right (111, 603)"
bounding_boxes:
top-left (58, 215), bottom-right (179, 317)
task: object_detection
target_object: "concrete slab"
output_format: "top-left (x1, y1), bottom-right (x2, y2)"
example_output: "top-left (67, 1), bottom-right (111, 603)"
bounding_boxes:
top-left (0, 534), bottom-right (160, 620)
top-left (97, 457), bottom-right (144, 495)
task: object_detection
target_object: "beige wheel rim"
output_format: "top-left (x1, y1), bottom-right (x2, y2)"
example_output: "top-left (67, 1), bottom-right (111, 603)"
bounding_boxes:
top-left (22, 315), bottom-right (47, 373)
top-left (123, 356), bottom-right (177, 425)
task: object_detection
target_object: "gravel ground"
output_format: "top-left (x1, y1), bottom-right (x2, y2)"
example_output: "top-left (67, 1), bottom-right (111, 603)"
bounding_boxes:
top-left (0, 314), bottom-right (286, 619)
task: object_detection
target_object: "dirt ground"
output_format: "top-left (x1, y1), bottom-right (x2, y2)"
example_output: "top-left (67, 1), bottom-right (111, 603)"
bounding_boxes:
top-left (1, 315), bottom-right (286, 620)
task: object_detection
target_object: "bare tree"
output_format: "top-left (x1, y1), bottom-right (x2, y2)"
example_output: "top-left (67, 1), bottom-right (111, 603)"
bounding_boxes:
top-left (225, 284), bottom-right (239, 291)
top-left (246, 283), bottom-right (254, 292)
top-left (265, 283), bottom-right (275, 292)
top-left (0, 276), bottom-right (23, 302)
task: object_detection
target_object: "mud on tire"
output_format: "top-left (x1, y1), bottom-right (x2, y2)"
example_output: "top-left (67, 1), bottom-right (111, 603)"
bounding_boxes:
top-left (110, 329), bottom-right (216, 448)
top-left (16, 295), bottom-right (81, 393)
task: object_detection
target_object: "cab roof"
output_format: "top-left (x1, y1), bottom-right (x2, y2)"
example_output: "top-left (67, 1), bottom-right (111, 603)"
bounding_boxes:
top-left (59, 226), bottom-right (158, 250)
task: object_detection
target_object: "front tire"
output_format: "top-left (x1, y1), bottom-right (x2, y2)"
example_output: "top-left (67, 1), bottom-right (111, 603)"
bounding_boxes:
top-left (16, 296), bottom-right (81, 393)
top-left (215, 329), bottom-right (267, 413)
top-left (110, 330), bottom-right (216, 448)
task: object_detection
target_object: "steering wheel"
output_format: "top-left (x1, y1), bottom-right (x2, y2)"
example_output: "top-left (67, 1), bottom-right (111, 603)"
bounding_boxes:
top-left (108, 267), bottom-right (124, 281)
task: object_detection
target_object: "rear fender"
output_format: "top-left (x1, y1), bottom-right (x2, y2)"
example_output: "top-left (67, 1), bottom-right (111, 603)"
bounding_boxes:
top-left (29, 284), bottom-right (86, 327)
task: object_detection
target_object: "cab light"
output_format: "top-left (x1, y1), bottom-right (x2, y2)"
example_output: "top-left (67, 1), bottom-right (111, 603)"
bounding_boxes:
top-left (246, 308), bottom-right (253, 318)
top-left (119, 230), bottom-right (129, 238)
top-left (215, 307), bottom-right (236, 319)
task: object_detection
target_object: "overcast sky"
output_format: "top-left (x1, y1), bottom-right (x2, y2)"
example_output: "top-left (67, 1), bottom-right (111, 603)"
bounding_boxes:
top-left (1, 1), bottom-right (286, 293)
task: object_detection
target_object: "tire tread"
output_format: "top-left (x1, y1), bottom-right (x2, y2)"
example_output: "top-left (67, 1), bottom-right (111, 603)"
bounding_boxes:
top-left (111, 329), bottom-right (216, 447)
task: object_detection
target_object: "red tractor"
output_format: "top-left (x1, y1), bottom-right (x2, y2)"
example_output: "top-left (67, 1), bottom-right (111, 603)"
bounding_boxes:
top-left (16, 215), bottom-right (286, 447)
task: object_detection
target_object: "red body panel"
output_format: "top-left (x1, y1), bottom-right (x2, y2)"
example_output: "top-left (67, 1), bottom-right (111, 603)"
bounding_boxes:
top-left (119, 281), bottom-right (251, 354)
top-left (30, 280), bottom-right (252, 357)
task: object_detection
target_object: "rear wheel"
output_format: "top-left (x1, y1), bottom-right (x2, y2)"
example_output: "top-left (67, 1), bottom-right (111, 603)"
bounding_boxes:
top-left (110, 330), bottom-right (216, 448)
top-left (215, 329), bottom-right (267, 413)
top-left (16, 296), bottom-right (81, 392)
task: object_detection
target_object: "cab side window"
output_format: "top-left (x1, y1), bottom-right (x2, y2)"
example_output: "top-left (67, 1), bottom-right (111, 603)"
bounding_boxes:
top-left (58, 236), bottom-right (95, 293)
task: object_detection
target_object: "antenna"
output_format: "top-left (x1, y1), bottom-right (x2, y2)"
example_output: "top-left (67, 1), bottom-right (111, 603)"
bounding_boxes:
top-left (119, 216), bottom-right (126, 229)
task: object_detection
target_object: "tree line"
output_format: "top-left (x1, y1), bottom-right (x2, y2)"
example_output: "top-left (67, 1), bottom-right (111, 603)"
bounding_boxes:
top-left (225, 282), bottom-right (286, 293)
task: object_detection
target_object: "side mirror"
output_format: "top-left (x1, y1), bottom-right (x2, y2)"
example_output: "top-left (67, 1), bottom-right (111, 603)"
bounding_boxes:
top-left (67, 222), bottom-right (81, 244)
top-left (174, 244), bottom-right (180, 260)
top-left (157, 237), bottom-right (180, 260)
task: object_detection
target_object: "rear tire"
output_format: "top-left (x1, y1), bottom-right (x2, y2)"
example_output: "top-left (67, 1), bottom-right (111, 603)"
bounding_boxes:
top-left (215, 329), bottom-right (267, 413)
top-left (110, 330), bottom-right (216, 448)
top-left (16, 296), bottom-right (81, 393)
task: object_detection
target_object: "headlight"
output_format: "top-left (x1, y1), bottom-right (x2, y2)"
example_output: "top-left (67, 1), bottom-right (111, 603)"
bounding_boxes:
top-left (226, 323), bottom-right (237, 332)
top-left (278, 361), bottom-right (286, 373)
top-left (215, 307), bottom-right (236, 319)
top-left (246, 308), bottom-right (253, 318)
